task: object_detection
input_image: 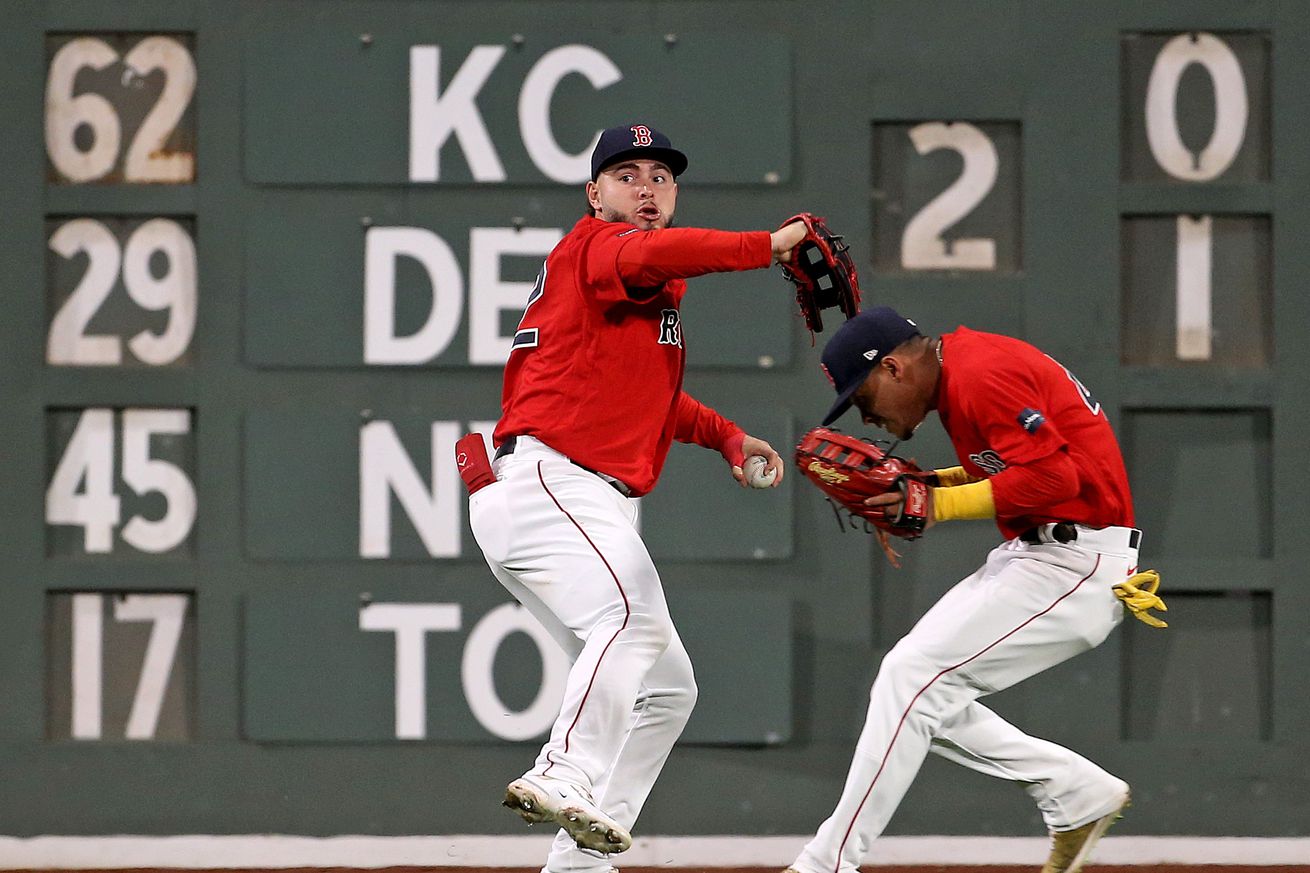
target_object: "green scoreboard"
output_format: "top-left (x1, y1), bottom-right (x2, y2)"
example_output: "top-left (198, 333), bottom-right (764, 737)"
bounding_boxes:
top-left (1, 0), bottom-right (1308, 840)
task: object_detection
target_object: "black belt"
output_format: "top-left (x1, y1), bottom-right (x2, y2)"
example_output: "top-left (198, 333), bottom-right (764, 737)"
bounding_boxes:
top-left (1019, 523), bottom-right (1141, 550)
top-left (495, 435), bottom-right (632, 497)
top-left (1019, 522), bottom-right (1077, 544)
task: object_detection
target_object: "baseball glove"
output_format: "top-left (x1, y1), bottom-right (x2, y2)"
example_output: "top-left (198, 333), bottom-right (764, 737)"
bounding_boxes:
top-left (795, 427), bottom-right (930, 539)
top-left (778, 213), bottom-right (861, 335)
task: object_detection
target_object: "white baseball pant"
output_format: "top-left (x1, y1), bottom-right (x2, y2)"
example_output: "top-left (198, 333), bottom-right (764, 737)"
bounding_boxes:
top-left (792, 525), bottom-right (1139, 873)
top-left (469, 435), bottom-right (697, 873)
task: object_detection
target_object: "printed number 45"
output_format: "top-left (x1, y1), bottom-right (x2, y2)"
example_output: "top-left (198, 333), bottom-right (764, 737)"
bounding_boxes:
top-left (46, 408), bottom-right (197, 553)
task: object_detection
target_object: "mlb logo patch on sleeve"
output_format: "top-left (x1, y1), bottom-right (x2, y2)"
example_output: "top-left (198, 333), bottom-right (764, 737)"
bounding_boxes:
top-left (1018, 407), bottom-right (1046, 433)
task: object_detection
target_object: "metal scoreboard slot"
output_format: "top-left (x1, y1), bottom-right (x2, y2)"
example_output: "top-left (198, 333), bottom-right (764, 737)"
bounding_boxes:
top-left (45, 591), bottom-right (196, 741)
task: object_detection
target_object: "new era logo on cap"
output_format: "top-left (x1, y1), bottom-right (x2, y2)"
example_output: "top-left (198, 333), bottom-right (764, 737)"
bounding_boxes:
top-left (862, 349), bottom-right (879, 360)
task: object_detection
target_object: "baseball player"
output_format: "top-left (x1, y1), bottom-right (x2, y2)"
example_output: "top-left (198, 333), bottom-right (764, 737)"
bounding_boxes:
top-left (786, 307), bottom-right (1151, 873)
top-left (467, 123), bottom-right (808, 873)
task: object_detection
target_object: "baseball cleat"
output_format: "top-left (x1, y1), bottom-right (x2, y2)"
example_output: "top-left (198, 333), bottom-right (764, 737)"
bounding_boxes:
top-left (1040, 792), bottom-right (1130, 873)
top-left (503, 775), bottom-right (632, 854)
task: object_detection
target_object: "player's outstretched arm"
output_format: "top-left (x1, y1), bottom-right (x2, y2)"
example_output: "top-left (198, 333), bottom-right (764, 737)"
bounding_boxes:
top-left (771, 220), bottom-right (808, 263)
top-left (607, 218), bottom-right (809, 288)
top-left (673, 392), bottom-right (782, 487)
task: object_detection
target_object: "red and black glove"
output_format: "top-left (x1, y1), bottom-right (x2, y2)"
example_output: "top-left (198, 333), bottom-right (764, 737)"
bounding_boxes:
top-left (777, 213), bottom-right (861, 334)
top-left (794, 426), bottom-right (930, 539)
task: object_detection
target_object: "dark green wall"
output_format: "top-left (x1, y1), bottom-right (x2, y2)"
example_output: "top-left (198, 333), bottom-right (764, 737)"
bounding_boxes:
top-left (1, 0), bottom-right (1307, 838)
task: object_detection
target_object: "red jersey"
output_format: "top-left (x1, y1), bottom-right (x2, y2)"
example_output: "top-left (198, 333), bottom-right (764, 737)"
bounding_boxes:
top-left (494, 214), bottom-right (773, 497)
top-left (936, 327), bottom-right (1134, 539)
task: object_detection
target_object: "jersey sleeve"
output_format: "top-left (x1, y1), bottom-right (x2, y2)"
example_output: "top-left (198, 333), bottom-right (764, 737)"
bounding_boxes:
top-left (673, 391), bottom-right (743, 452)
top-left (582, 225), bottom-right (772, 301)
top-left (988, 449), bottom-right (1081, 516)
top-left (958, 366), bottom-right (1068, 469)
top-left (957, 368), bottom-right (1079, 517)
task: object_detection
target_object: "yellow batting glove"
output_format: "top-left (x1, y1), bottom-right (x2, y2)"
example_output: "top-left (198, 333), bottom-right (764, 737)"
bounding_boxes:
top-left (932, 466), bottom-right (978, 487)
top-left (1113, 569), bottom-right (1168, 628)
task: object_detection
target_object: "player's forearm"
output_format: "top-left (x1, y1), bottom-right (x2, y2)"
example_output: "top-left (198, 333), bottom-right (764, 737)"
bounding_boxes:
top-left (989, 451), bottom-right (1081, 516)
top-left (928, 465), bottom-right (992, 520)
top-left (616, 228), bottom-right (772, 286)
top-left (672, 391), bottom-right (742, 451)
top-left (933, 480), bottom-right (996, 521)
top-left (931, 465), bottom-right (982, 487)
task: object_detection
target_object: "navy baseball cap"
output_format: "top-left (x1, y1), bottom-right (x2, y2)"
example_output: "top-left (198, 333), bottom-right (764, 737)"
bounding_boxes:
top-left (819, 306), bottom-right (923, 425)
top-left (590, 123), bottom-right (688, 180)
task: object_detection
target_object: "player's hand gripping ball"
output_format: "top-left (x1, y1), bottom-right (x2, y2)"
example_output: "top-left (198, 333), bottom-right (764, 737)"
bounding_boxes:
top-left (743, 454), bottom-right (778, 489)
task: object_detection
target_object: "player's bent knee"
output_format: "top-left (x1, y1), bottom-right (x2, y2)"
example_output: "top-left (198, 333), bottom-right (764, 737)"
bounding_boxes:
top-left (643, 643), bottom-right (697, 718)
top-left (671, 661), bottom-right (699, 713)
top-left (873, 643), bottom-right (964, 707)
top-left (627, 609), bottom-right (677, 649)
top-left (877, 641), bottom-right (937, 682)
top-left (666, 673), bottom-right (698, 724)
top-left (672, 682), bottom-right (698, 725)
top-left (591, 611), bottom-right (675, 661)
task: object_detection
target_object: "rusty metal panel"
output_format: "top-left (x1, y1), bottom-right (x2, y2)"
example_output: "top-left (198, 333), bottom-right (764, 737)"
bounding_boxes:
top-left (45, 33), bottom-right (197, 185)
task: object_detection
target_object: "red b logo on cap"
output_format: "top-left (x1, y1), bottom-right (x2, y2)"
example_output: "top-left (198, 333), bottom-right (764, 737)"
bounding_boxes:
top-left (631, 125), bottom-right (653, 147)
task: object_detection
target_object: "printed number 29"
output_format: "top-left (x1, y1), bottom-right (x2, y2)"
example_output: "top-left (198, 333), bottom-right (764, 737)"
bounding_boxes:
top-left (47, 218), bottom-right (197, 366)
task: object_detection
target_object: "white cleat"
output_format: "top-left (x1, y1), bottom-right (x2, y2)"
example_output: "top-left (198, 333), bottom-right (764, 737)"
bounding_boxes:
top-left (503, 774), bottom-right (632, 854)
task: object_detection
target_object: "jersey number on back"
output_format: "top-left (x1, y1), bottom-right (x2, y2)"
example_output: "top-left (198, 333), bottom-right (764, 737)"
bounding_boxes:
top-left (1048, 355), bottom-right (1102, 416)
top-left (511, 263), bottom-right (547, 352)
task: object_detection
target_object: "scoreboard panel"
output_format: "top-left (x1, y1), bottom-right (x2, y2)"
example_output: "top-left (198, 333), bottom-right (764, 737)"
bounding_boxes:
top-left (0, 0), bottom-right (1308, 839)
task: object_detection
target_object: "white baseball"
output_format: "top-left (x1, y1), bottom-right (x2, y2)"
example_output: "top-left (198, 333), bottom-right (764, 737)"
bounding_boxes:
top-left (743, 454), bottom-right (777, 488)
